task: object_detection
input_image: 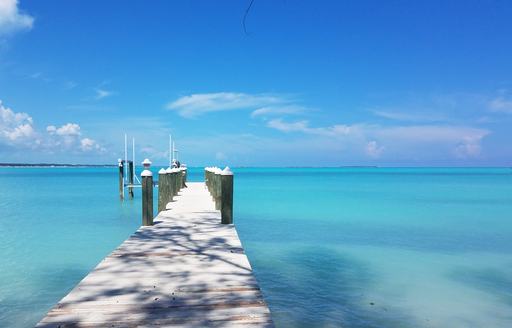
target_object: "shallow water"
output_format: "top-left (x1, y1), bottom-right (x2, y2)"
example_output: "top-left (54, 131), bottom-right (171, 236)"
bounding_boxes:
top-left (0, 167), bottom-right (511, 327)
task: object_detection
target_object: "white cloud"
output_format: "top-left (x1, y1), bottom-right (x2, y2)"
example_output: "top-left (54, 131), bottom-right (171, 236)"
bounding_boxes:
top-left (0, 100), bottom-right (106, 155)
top-left (5, 123), bottom-right (34, 141)
top-left (251, 105), bottom-right (306, 118)
top-left (488, 96), bottom-right (512, 114)
top-left (80, 138), bottom-right (105, 152)
top-left (64, 81), bottom-right (77, 90)
top-left (267, 119), bottom-right (310, 133)
top-left (373, 110), bottom-right (447, 122)
top-left (0, 100), bottom-right (37, 144)
top-left (367, 125), bottom-right (489, 159)
top-left (167, 92), bottom-right (287, 118)
top-left (53, 123), bottom-right (81, 136)
top-left (46, 125), bottom-right (56, 134)
top-left (267, 119), bottom-right (357, 137)
top-left (95, 88), bottom-right (113, 100)
top-left (366, 141), bottom-right (384, 158)
top-left (455, 137), bottom-right (483, 158)
top-left (0, 0), bottom-right (34, 36)
top-left (266, 118), bottom-right (489, 159)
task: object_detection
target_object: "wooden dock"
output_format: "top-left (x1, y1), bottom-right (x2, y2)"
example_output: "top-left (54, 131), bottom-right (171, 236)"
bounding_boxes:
top-left (37, 182), bottom-right (273, 327)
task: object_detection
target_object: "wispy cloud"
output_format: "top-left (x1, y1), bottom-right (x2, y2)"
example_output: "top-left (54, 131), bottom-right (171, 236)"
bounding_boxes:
top-left (373, 109), bottom-right (447, 122)
top-left (95, 88), bottom-right (113, 100)
top-left (267, 119), bottom-right (357, 137)
top-left (29, 72), bottom-right (41, 79)
top-left (64, 81), bottom-right (78, 90)
top-left (488, 95), bottom-right (512, 114)
top-left (0, 0), bottom-right (34, 37)
top-left (251, 105), bottom-right (307, 118)
top-left (266, 118), bottom-right (490, 159)
top-left (26, 71), bottom-right (52, 83)
top-left (167, 92), bottom-right (289, 118)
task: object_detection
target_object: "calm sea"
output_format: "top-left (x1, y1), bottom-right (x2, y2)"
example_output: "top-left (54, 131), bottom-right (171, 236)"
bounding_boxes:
top-left (0, 167), bottom-right (511, 327)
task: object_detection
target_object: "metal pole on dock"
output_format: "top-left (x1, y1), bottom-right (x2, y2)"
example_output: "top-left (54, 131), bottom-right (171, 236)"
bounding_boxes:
top-left (141, 159), bottom-right (153, 226)
top-left (221, 167), bottom-right (234, 224)
top-left (118, 158), bottom-right (124, 200)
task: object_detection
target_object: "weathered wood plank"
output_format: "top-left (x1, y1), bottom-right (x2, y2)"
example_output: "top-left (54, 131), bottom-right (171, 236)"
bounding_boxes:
top-left (36, 182), bottom-right (273, 327)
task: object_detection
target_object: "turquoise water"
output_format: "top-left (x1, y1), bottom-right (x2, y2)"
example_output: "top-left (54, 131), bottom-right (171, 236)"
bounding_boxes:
top-left (0, 167), bottom-right (511, 327)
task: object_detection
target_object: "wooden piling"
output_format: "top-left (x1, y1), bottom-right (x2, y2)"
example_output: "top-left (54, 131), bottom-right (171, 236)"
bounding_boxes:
top-left (175, 169), bottom-right (180, 195)
top-left (141, 160), bottom-right (153, 226)
top-left (177, 168), bottom-right (183, 192)
top-left (215, 169), bottom-right (222, 210)
top-left (205, 168), bottom-right (211, 192)
top-left (166, 167), bottom-right (174, 203)
top-left (158, 168), bottom-right (167, 213)
top-left (118, 159), bottom-right (124, 200)
top-left (128, 160), bottom-right (134, 198)
top-left (221, 167), bottom-right (234, 224)
top-left (182, 167), bottom-right (187, 188)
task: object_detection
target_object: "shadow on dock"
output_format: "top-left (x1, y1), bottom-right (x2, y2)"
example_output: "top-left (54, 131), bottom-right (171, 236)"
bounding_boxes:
top-left (37, 182), bottom-right (273, 327)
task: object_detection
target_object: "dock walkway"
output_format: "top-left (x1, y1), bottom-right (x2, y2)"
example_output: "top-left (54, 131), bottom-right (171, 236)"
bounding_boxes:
top-left (37, 182), bottom-right (273, 327)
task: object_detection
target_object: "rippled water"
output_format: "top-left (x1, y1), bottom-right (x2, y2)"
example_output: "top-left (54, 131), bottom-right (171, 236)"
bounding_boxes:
top-left (0, 167), bottom-right (511, 327)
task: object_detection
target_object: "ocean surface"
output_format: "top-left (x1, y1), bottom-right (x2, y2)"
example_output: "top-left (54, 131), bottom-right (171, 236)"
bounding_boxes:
top-left (0, 167), bottom-right (511, 327)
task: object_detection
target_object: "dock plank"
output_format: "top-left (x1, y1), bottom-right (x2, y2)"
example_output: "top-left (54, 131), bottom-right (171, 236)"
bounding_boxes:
top-left (36, 182), bottom-right (273, 328)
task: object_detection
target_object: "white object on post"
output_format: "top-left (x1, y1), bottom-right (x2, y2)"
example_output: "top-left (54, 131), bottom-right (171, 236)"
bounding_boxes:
top-left (141, 159), bottom-right (152, 177)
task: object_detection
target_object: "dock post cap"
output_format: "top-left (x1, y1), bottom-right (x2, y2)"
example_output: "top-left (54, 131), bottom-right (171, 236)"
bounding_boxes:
top-left (221, 166), bottom-right (233, 175)
top-left (118, 158), bottom-right (123, 166)
top-left (158, 168), bottom-right (166, 174)
top-left (142, 158), bottom-right (152, 166)
top-left (165, 167), bottom-right (173, 173)
top-left (141, 169), bottom-right (153, 177)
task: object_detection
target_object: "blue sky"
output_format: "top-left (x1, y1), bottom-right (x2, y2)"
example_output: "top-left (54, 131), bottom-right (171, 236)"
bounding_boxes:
top-left (1, 0), bottom-right (512, 166)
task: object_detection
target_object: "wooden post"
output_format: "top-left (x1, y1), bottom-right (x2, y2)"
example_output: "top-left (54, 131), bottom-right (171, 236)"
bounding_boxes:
top-left (177, 168), bottom-right (183, 192)
top-left (166, 167), bottom-right (174, 203)
top-left (128, 160), bottom-right (134, 198)
top-left (118, 159), bottom-right (124, 200)
top-left (175, 169), bottom-right (180, 195)
top-left (215, 169), bottom-right (222, 210)
top-left (158, 168), bottom-right (167, 213)
top-left (182, 168), bottom-right (187, 188)
top-left (221, 167), bottom-right (234, 224)
top-left (141, 159), bottom-right (153, 226)
top-left (205, 168), bottom-right (210, 192)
